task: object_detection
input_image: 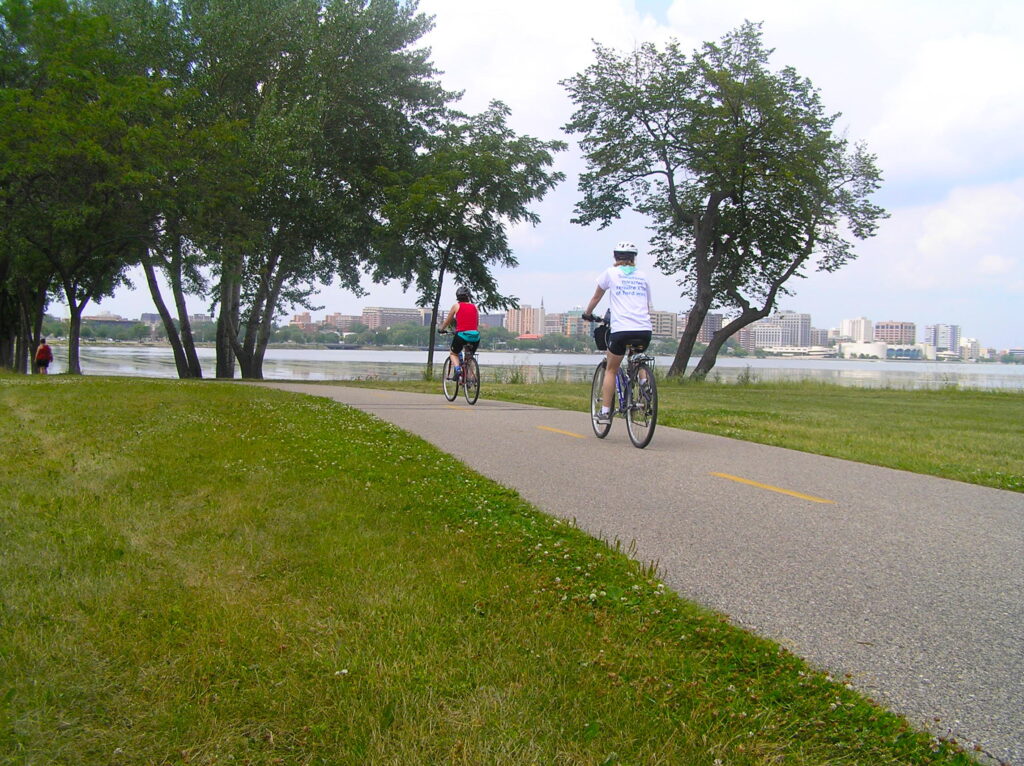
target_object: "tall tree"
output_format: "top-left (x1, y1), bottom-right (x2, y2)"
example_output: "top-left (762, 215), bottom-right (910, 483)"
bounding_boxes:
top-left (0, 0), bottom-right (177, 373)
top-left (178, 0), bottom-right (453, 379)
top-left (89, 0), bottom-right (246, 379)
top-left (373, 101), bottom-right (565, 375)
top-left (563, 22), bottom-right (886, 378)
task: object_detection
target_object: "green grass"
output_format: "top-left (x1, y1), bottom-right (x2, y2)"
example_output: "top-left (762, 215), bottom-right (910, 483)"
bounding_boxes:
top-left (342, 376), bottom-right (1024, 493)
top-left (0, 374), bottom-right (979, 764)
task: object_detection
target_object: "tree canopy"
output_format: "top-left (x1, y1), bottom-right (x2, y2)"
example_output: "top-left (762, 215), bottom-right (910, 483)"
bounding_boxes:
top-left (1, 0), bottom-right (563, 379)
top-left (373, 100), bottom-right (565, 374)
top-left (563, 21), bottom-right (887, 378)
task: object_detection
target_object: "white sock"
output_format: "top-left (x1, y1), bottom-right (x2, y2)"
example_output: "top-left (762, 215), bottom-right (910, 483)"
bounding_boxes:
top-left (600, 406), bottom-right (610, 414)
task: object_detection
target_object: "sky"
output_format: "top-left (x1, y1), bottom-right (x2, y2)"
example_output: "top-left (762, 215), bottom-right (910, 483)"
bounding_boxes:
top-left (86, 0), bottom-right (1024, 350)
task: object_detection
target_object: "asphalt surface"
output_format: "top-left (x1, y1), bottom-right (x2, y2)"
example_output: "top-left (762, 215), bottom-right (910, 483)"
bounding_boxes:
top-left (258, 382), bottom-right (1024, 764)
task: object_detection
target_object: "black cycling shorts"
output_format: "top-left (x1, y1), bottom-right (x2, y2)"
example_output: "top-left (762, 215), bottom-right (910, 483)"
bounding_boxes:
top-left (450, 335), bottom-right (479, 356)
top-left (607, 330), bottom-right (652, 356)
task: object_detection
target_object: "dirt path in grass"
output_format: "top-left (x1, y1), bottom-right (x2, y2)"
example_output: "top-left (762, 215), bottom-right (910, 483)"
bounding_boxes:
top-left (256, 382), bottom-right (1024, 765)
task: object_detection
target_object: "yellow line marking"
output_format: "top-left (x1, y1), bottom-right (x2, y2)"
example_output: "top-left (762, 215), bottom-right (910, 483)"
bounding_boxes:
top-left (445, 404), bottom-right (472, 411)
top-left (537, 425), bottom-right (586, 439)
top-left (711, 472), bottom-right (835, 504)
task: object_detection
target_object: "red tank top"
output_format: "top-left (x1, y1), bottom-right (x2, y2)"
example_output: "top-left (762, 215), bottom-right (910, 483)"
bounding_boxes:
top-left (455, 303), bottom-right (478, 333)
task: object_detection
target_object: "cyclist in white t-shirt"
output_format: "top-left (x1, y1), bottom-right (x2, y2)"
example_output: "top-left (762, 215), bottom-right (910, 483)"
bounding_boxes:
top-left (582, 241), bottom-right (653, 425)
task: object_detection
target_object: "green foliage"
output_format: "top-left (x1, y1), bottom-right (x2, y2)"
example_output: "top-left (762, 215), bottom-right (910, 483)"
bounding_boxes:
top-left (0, 376), bottom-right (974, 763)
top-left (374, 101), bottom-right (565, 312)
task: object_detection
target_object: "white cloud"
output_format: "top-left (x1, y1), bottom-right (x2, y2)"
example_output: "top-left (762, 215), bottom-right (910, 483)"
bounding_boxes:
top-left (868, 34), bottom-right (1024, 181)
top-left (906, 180), bottom-right (1024, 288)
top-left (419, 0), bottom-right (664, 137)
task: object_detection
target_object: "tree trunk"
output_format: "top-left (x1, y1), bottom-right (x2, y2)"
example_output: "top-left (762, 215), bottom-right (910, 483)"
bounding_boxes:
top-left (689, 247), bottom-right (811, 379)
top-left (249, 271), bottom-right (287, 380)
top-left (66, 303), bottom-right (84, 375)
top-left (426, 246), bottom-right (451, 378)
top-left (215, 256), bottom-right (242, 379)
top-left (166, 229), bottom-right (202, 378)
top-left (670, 293), bottom-right (711, 377)
top-left (666, 193), bottom-right (726, 378)
top-left (141, 248), bottom-right (192, 378)
top-left (13, 281), bottom-right (48, 374)
top-left (691, 307), bottom-right (769, 379)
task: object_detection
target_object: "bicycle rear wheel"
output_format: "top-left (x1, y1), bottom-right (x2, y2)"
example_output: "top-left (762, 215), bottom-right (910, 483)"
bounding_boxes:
top-left (462, 356), bottom-right (480, 405)
top-left (590, 361), bottom-right (611, 438)
top-left (442, 357), bottom-right (459, 401)
top-left (626, 363), bottom-right (657, 448)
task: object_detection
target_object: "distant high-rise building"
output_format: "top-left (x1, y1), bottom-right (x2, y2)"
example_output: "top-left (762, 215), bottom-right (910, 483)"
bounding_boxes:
top-left (505, 305), bottom-right (544, 335)
top-left (874, 320), bottom-right (916, 345)
top-left (544, 312), bottom-right (565, 335)
top-left (323, 313), bottom-right (361, 332)
top-left (563, 308), bottom-right (589, 338)
top-left (361, 307), bottom-right (422, 329)
top-left (745, 311), bottom-right (811, 348)
top-left (924, 323), bottom-right (961, 352)
top-left (809, 327), bottom-right (831, 346)
top-left (841, 317), bottom-right (873, 342)
top-left (696, 312), bottom-right (724, 343)
top-left (479, 313), bottom-right (505, 329)
top-left (776, 311), bottom-right (811, 346)
top-left (960, 338), bottom-right (980, 360)
top-left (650, 310), bottom-right (678, 338)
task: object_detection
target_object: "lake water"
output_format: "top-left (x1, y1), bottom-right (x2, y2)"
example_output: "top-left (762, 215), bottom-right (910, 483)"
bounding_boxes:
top-left (47, 345), bottom-right (1024, 391)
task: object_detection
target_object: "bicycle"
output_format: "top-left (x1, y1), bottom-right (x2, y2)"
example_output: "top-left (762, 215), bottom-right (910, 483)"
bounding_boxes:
top-left (583, 316), bottom-right (658, 448)
top-left (437, 330), bottom-right (481, 405)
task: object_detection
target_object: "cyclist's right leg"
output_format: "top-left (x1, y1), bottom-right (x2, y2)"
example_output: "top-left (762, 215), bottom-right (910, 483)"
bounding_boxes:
top-left (601, 350), bottom-right (625, 415)
top-left (448, 335), bottom-right (465, 379)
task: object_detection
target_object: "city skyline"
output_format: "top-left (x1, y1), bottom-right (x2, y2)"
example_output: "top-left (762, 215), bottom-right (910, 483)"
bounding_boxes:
top-left (89, 298), bottom-right (1009, 354)
top-left (81, 0), bottom-right (1022, 349)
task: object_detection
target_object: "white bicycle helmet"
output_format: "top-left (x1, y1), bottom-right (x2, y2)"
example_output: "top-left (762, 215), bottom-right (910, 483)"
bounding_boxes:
top-left (613, 241), bottom-right (638, 259)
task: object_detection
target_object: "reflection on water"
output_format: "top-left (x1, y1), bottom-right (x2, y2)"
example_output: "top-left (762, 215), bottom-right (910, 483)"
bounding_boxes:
top-left (44, 345), bottom-right (1024, 391)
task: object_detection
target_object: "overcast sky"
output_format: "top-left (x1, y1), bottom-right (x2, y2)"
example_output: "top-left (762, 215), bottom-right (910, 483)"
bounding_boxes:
top-left (90, 0), bottom-right (1024, 349)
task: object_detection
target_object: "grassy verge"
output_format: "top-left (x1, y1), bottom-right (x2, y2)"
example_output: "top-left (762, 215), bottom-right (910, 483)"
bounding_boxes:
top-left (0, 374), bottom-right (977, 764)
top-left (341, 376), bottom-right (1024, 493)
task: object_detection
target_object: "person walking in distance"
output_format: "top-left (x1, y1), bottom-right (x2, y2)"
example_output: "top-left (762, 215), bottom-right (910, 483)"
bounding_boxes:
top-left (439, 286), bottom-right (480, 380)
top-left (34, 338), bottom-right (54, 375)
top-left (582, 242), bottom-right (653, 425)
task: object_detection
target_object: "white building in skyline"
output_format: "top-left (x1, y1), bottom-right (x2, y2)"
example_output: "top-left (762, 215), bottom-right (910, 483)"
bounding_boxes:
top-left (841, 317), bottom-right (873, 342)
top-left (924, 323), bottom-right (961, 352)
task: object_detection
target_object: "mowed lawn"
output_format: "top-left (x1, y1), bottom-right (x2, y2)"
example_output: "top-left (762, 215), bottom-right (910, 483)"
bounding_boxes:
top-left (1, 374), bottom-right (979, 764)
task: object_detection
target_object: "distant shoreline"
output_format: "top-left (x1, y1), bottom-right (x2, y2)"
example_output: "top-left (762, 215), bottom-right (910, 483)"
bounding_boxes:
top-left (56, 339), bottom-right (1023, 366)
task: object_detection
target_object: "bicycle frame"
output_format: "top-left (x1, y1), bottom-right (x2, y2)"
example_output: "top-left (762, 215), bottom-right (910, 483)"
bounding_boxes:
top-left (612, 350), bottom-right (653, 414)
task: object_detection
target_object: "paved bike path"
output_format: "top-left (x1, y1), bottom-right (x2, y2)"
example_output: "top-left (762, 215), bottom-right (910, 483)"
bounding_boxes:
top-left (257, 383), bottom-right (1024, 764)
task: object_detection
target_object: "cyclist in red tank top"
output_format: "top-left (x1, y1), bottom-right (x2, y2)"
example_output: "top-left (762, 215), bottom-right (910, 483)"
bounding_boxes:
top-left (439, 286), bottom-right (480, 379)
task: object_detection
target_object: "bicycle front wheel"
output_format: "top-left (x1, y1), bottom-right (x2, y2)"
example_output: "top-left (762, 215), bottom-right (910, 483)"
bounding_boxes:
top-left (626, 363), bottom-right (657, 448)
top-left (442, 358), bottom-right (459, 401)
top-left (463, 356), bottom-right (480, 405)
top-left (590, 361), bottom-right (611, 438)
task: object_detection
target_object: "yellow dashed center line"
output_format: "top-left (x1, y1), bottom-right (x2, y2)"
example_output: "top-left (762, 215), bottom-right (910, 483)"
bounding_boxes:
top-left (537, 425), bottom-right (586, 439)
top-left (711, 472), bottom-right (835, 504)
top-left (445, 404), bottom-right (473, 411)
